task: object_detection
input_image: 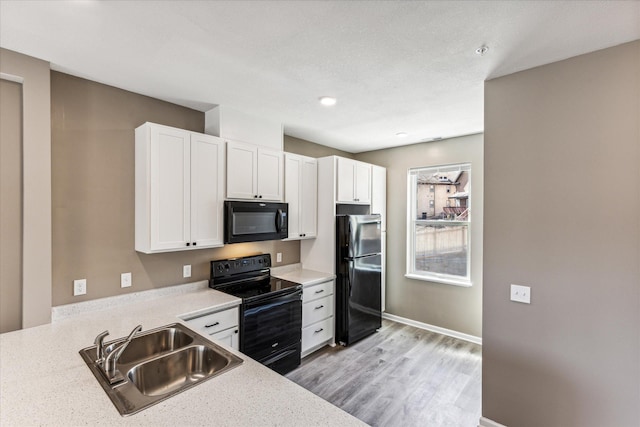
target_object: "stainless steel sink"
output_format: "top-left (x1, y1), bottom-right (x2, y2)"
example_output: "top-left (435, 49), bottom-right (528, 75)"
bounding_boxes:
top-left (79, 323), bottom-right (243, 416)
top-left (103, 326), bottom-right (194, 365)
top-left (128, 345), bottom-right (230, 397)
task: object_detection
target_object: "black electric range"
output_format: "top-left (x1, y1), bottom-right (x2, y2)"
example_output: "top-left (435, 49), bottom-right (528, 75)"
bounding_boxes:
top-left (209, 254), bottom-right (302, 374)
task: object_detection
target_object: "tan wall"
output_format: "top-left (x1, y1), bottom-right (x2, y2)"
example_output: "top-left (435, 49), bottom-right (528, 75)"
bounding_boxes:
top-left (284, 135), bottom-right (355, 158)
top-left (0, 79), bottom-right (23, 333)
top-left (483, 40), bottom-right (640, 426)
top-left (0, 49), bottom-right (52, 328)
top-left (356, 134), bottom-right (483, 337)
top-left (51, 72), bottom-right (299, 306)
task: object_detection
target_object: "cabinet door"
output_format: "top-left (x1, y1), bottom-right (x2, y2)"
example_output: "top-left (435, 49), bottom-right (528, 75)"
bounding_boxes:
top-left (337, 157), bottom-right (356, 202)
top-left (284, 153), bottom-right (302, 239)
top-left (371, 165), bottom-right (386, 231)
top-left (257, 147), bottom-right (284, 201)
top-left (227, 141), bottom-right (257, 199)
top-left (150, 126), bottom-right (190, 251)
top-left (190, 134), bottom-right (225, 248)
top-left (208, 327), bottom-right (240, 350)
top-left (300, 157), bottom-right (318, 237)
top-left (354, 161), bottom-right (372, 203)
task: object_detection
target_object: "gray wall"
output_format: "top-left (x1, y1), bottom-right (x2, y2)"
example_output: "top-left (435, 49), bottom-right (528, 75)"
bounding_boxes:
top-left (0, 49), bottom-right (52, 328)
top-left (483, 40), bottom-right (639, 426)
top-left (51, 72), bottom-right (300, 306)
top-left (0, 79), bottom-right (23, 333)
top-left (357, 134), bottom-right (483, 337)
top-left (284, 135), bottom-right (355, 158)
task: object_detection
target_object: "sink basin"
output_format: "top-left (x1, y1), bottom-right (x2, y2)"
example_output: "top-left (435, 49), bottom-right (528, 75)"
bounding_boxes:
top-left (104, 326), bottom-right (193, 365)
top-left (79, 323), bottom-right (243, 416)
top-left (128, 345), bottom-right (230, 396)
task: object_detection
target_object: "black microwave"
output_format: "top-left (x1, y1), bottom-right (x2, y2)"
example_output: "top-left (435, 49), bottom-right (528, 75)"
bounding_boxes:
top-left (224, 201), bottom-right (288, 244)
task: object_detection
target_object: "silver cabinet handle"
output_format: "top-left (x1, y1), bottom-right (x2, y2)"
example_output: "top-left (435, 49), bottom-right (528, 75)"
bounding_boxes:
top-left (315, 305), bottom-right (324, 310)
top-left (205, 321), bottom-right (220, 328)
top-left (314, 328), bottom-right (324, 333)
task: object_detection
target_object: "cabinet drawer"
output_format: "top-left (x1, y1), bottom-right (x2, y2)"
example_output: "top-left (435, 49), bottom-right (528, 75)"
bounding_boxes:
top-left (302, 317), bottom-right (333, 352)
top-left (302, 280), bottom-right (334, 302)
top-left (302, 295), bottom-right (334, 327)
top-left (185, 307), bottom-right (239, 336)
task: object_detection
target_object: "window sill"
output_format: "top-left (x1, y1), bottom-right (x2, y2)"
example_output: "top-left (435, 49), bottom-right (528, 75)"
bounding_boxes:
top-left (404, 273), bottom-right (472, 288)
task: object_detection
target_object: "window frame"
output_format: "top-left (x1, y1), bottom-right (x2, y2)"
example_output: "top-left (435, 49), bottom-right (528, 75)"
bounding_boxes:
top-left (405, 163), bottom-right (472, 287)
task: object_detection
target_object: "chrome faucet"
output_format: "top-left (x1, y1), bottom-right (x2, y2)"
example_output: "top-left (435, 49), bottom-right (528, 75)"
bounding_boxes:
top-left (93, 325), bottom-right (142, 384)
top-left (94, 330), bottom-right (109, 363)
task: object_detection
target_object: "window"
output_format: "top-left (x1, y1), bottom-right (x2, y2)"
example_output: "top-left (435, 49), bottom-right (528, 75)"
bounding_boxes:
top-left (407, 163), bottom-right (471, 286)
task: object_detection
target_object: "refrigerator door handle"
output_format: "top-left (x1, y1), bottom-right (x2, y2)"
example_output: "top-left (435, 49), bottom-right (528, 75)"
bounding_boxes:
top-left (347, 261), bottom-right (354, 297)
top-left (347, 221), bottom-right (352, 259)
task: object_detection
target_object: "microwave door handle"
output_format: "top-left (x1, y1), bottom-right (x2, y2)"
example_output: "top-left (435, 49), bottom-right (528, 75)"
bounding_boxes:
top-left (276, 209), bottom-right (284, 232)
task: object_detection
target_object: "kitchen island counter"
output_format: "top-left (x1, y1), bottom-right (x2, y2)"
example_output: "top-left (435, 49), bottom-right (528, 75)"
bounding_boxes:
top-left (0, 282), bottom-right (365, 426)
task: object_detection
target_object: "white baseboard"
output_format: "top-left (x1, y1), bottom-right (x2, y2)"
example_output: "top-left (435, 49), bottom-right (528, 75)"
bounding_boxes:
top-left (478, 416), bottom-right (507, 427)
top-left (382, 312), bottom-right (482, 345)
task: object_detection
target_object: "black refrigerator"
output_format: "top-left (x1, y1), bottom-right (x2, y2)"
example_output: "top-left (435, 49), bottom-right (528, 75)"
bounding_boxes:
top-left (335, 214), bottom-right (382, 346)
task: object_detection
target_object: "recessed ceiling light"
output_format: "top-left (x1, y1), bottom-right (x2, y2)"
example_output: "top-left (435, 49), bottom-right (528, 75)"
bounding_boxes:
top-left (475, 45), bottom-right (489, 56)
top-left (319, 96), bottom-right (337, 106)
top-left (395, 132), bottom-right (408, 138)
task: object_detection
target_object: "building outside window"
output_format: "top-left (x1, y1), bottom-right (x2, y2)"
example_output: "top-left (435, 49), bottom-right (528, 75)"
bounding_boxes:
top-left (407, 163), bottom-right (471, 286)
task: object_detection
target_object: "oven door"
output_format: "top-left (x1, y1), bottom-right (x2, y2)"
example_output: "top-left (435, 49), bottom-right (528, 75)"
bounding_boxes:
top-left (241, 289), bottom-right (302, 361)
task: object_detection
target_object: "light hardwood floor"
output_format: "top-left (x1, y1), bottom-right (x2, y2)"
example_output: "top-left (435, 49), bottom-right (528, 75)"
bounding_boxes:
top-left (286, 320), bottom-right (482, 427)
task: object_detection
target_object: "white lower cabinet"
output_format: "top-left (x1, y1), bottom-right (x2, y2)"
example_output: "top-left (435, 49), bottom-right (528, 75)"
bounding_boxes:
top-left (301, 279), bottom-right (335, 357)
top-left (208, 326), bottom-right (240, 350)
top-left (302, 295), bottom-right (333, 326)
top-left (302, 317), bottom-right (333, 352)
top-left (182, 306), bottom-right (240, 351)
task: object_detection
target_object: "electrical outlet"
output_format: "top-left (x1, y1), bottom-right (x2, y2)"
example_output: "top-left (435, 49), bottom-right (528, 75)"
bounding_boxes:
top-left (510, 284), bottom-right (531, 304)
top-left (276, 253), bottom-right (282, 263)
top-left (73, 279), bottom-right (87, 296)
top-left (183, 265), bottom-right (191, 278)
top-left (121, 272), bottom-right (132, 288)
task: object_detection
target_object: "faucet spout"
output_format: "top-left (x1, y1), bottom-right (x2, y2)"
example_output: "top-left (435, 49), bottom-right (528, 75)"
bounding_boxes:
top-left (94, 330), bottom-right (109, 363)
top-left (102, 325), bottom-right (142, 384)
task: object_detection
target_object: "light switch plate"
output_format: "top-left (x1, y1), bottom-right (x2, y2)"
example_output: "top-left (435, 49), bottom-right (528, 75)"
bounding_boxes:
top-left (276, 253), bottom-right (282, 263)
top-left (183, 265), bottom-right (191, 278)
top-left (510, 284), bottom-right (531, 304)
top-left (74, 279), bottom-right (87, 296)
top-left (121, 272), bottom-right (132, 288)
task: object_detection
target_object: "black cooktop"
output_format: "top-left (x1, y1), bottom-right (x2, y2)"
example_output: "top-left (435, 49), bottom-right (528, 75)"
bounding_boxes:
top-left (209, 254), bottom-right (301, 302)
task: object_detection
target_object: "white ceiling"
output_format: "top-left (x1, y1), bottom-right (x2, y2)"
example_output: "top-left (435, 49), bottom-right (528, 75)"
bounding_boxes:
top-left (1, 1), bottom-right (638, 153)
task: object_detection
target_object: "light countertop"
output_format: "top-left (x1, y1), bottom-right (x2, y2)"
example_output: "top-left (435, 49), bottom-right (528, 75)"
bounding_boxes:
top-left (271, 264), bottom-right (336, 287)
top-left (0, 282), bottom-right (364, 426)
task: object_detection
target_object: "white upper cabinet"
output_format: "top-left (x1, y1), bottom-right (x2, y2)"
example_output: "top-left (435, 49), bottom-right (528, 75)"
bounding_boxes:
top-left (336, 157), bottom-right (371, 204)
top-left (226, 141), bottom-right (257, 200)
top-left (227, 140), bottom-right (283, 201)
top-left (284, 153), bottom-right (317, 239)
top-left (371, 165), bottom-right (387, 231)
top-left (135, 123), bottom-right (225, 253)
top-left (257, 147), bottom-right (284, 201)
top-left (190, 133), bottom-right (226, 247)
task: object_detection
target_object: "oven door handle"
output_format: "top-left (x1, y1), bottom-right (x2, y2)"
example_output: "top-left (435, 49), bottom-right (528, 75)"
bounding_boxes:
top-left (244, 288), bottom-right (302, 309)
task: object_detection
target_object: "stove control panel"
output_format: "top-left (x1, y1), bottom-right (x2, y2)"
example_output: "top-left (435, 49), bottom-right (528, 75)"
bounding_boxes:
top-left (210, 254), bottom-right (271, 278)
